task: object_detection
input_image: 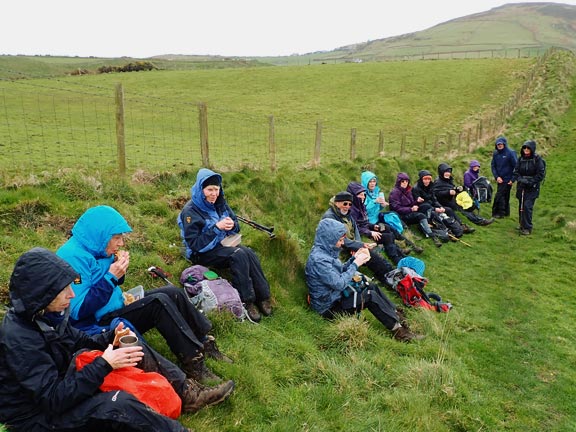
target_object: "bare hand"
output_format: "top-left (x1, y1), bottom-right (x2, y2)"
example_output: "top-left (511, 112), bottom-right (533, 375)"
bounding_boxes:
top-left (497, 177), bottom-right (503, 184)
top-left (353, 250), bottom-right (371, 267)
top-left (112, 322), bottom-right (131, 347)
top-left (109, 251), bottom-right (129, 279)
top-left (216, 217), bottom-right (235, 231)
top-left (364, 242), bottom-right (377, 249)
top-left (101, 344), bottom-right (144, 370)
top-left (371, 231), bottom-right (382, 241)
top-left (450, 190), bottom-right (456, 196)
top-left (417, 197), bottom-right (424, 203)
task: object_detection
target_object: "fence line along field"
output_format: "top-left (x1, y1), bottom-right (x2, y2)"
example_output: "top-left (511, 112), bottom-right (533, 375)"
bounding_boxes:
top-left (0, 52), bottom-right (556, 177)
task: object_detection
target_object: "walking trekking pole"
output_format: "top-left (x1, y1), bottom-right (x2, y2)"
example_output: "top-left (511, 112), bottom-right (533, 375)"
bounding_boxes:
top-left (237, 215), bottom-right (276, 239)
top-left (448, 233), bottom-right (472, 247)
top-left (519, 188), bottom-right (525, 224)
top-left (147, 266), bottom-right (176, 286)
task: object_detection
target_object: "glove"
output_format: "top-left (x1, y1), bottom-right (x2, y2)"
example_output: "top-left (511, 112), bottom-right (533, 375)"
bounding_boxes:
top-left (517, 177), bottom-right (529, 185)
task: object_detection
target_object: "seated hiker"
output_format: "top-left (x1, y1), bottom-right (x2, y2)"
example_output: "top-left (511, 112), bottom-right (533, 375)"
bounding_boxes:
top-left (361, 170), bottom-right (424, 254)
top-left (388, 172), bottom-right (443, 248)
top-left (346, 181), bottom-right (408, 264)
top-left (178, 168), bottom-right (272, 323)
top-left (305, 219), bottom-right (421, 342)
top-left (321, 190), bottom-right (395, 286)
top-left (411, 169), bottom-right (471, 237)
top-left (57, 205), bottom-right (231, 385)
top-left (433, 163), bottom-right (494, 227)
top-left (0, 247), bottom-right (234, 432)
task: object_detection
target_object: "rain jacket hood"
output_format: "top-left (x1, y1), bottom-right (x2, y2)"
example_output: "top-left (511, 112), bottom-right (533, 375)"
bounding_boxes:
top-left (312, 218), bottom-right (347, 257)
top-left (437, 163), bottom-right (453, 177)
top-left (394, 172), bottom-right (411, 188)
top-left (521, 140), bottom-right (537, 158)
top-left (9, 248), bottom-right (79, 321)
top-left (191, 168), bottom-right (225, 212)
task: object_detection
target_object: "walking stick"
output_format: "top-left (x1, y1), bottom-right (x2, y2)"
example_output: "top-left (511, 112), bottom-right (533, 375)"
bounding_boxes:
top-left (237, 215), bottom-right (276, 239)
top-left (519, 188), bottom-right (525, 227)
top-left (448, 233), bottom-right (472, 247)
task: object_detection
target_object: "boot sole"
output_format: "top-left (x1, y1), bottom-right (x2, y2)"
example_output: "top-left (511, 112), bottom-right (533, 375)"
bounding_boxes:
top-left (206, 381), bottom-right (235, 407)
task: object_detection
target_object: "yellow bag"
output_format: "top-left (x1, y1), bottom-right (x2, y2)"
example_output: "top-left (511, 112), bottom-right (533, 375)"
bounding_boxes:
top-left (456, 191), bottom-right (474, 210)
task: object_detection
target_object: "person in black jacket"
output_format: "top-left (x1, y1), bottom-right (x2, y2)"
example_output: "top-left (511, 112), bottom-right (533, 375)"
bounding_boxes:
top-left (0, 248), bottom-right (234, 432)
top-left (433, 163), bottom-right (494, 227)
top-left (178, 168), bottom-right (272, 323)
top-left (512, 140), bottom-right (546, 235)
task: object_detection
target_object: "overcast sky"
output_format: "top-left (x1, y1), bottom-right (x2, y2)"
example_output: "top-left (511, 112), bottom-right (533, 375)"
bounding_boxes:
top-left (3, 1), bottom-right (575, 58)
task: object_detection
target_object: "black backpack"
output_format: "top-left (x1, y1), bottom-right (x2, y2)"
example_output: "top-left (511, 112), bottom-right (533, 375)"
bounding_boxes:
top-left (470, 176), bottom-right (493, 203)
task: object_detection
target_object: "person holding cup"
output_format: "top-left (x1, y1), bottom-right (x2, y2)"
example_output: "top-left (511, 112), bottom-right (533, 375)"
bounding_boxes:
top-left (305, 219), bottom-right (420, 342)
top-left (0, 248), bottom-right (234, 432)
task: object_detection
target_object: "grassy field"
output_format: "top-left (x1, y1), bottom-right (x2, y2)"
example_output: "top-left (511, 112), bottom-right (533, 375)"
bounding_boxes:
top-left (1, 57), bottom-right (533, 175)
top-left (1, 50), bottom-right (575, 431)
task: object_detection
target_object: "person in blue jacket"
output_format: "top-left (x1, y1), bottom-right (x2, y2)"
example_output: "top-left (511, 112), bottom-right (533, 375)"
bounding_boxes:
top-left (491, 136), bottom-right (518, 218)
top-left (0, 247), bottom-right (234, 432)
top-left (305, 218), bottom-right (419, 342)
top-left (178, 168), bottom-right (272, 323)
top-left (57, 205), bottom-right (231, 384)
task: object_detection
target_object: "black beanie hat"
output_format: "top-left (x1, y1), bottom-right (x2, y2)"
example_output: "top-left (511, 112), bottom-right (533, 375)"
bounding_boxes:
top-left (334, 191), bottom-right (353, 202)
top-left (202, 175), bottom-right (220, 188)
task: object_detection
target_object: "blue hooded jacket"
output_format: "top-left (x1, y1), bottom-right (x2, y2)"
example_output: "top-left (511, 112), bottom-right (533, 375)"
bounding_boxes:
top-left (360, 170), bottom-right (384, 225)
top-left (56, 206), bottom-right (132, 328)
top-left (178, 168), bottom-right (239, 259)
top-left (491, 136), bottom-right (517, 182)
top-left (305, 219), bottom-right (359, 314)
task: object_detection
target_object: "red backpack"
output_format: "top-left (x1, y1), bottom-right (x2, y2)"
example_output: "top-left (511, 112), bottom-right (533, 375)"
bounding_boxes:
top-left (385, 267), bottom-right (451, 313)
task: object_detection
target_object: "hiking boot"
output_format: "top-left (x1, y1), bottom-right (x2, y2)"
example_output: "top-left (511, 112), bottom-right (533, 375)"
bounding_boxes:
top-left (401, 248), bottom-right (412, 256)
top-left (203, 335), bottom-right (233, 364)
top-left (395, 308), bottom-right (408, 327)
top-left (520, 228), bottom-right (531, 236)
top-left (431, 236), bottom-right (443, 248)
top-left (392, 326), bottom-right (423, 342)
top-left (479, 218), bottom-right (494, 226)
top-left (181, 353), bottom-right (222, 384)
top-left (257, 299), bottom-right (273, 316)
top-left (462, 224), bottom-right (476, 234)
top-left (182, 378), bottom-right (235, 414)
top-left (245, 302), bottom-right (262, 322)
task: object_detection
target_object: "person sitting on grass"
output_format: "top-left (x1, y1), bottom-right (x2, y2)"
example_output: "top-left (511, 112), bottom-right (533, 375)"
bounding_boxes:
top-left (346, 181), bottom-right (408, 265)
top-left (0, 247), bottom-right (234, 432)
top-left (57, 205), bottom-right (230, 385)
top-left (321, 191), bottom-right (395, 287)
top-left (305, 218), bottom-right (420, 342)
top-left (178, 168), bottom-right (273, 323)
top-left (388, 172), bottom-right (443, 248)
top-left (433, 163), bottom-right (494, 227)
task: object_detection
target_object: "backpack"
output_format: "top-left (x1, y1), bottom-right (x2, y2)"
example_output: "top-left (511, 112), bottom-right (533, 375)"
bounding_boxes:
top-left (430, 212), bottom-right (463, 238)
top-left (384, 267), bottom-right (451, 313)
top-left (470, 176), bottom-right (493, 203)
top-left (380, 211), bottom-right (404, 234)
top-left (180, 265), bottom-right (245, 320)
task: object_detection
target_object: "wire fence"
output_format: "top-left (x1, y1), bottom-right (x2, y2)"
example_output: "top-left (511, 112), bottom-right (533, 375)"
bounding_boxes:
top-left (0, 49), bottom-right (558, 177)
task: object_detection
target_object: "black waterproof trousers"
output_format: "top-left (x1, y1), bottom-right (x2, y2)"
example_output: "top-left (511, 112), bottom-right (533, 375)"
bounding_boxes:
top-left (492, 182), bottom-right (512, 217)
top-left (322, 285), bottom-right (399, 331)
top-left (517, 186), bottom-right (538, 231)
top-left (195, 244), bottom-right (271, 304)
top-left (99, 286), bottom-right (210, 358)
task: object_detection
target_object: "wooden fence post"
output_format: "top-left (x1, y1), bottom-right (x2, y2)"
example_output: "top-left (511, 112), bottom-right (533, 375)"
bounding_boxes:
top-left (115, 83), bottom-right (126, 176)
top-left (350, 128), bottom-right (357, 160)
top-left (400, 133), bottom-right (406, 158)
top-left (268, 115), bottom-right (276, 172)
top-left (378, 130), bottom-right (384, 156)
top-left (198, 102), bottom-right (210, 168)
top-left (313, 120), bottom-right (322, 167)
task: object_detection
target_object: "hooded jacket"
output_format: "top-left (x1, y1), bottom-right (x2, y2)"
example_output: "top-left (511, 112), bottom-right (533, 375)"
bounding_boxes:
top-left (57, 206), bottom-right (132, 330)
top-left (305, 219), bottom-right (359, 314)
top-left (178, 168), bottom-right (239, 259)
top-left (411, 169), bottom-right (442, 208)
top-left (346, 181), bottom-right (374, 238)
top-left (388, 173), bottom-right (418, 216)
top-left (0, 248), bottom-right (112, 428)
top-left (463, 160), bottom-right (480, 189)
top-left (360, 170), bottom-right (384, 225)
top-left (491, 137), bottom-right (517, 182)
top-left (433, 163), bottom-right (458, 207)
top-left (513, 140), bottom-right (546, 194)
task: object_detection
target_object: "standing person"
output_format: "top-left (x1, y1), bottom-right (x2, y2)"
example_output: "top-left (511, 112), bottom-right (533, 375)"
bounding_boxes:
top-left (0, 247), bottom-right (234, 432)
top-left (389, 172), bottom-right (443, 248)
top-left (346, 181), bottom-right (408, 264)
top-left (305, 218), bottom-right (420, 342)
top-left (178, 168), bottom-right (272, 323)
top-left (433, 163), bottom-right (494, 227)
top-left (513, 140), bottom-right (546, 235)
top-left (57, 205), bottom-right (231, 384)
top-left (321, 191), bottom-right (395, 286)
top-left (491, 136), bottom-right (517, 218)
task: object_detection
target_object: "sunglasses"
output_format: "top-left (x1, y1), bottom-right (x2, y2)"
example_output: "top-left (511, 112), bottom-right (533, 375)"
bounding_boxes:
top-left (340, 202), bottom-right (352, 207)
